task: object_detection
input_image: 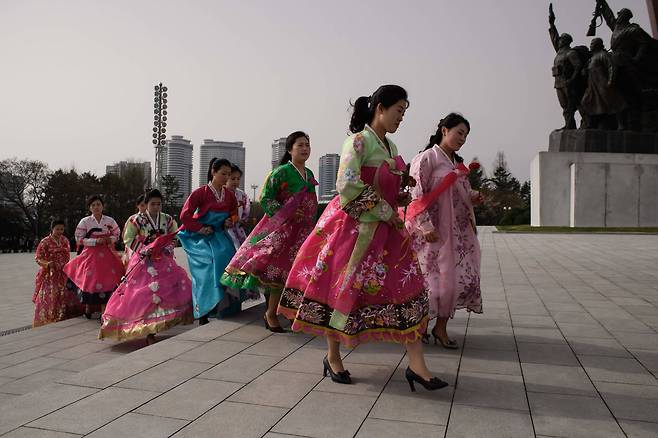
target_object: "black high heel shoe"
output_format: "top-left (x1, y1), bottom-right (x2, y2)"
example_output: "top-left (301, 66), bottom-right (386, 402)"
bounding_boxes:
top-left (263, 316), bottom-right (286, 333)
top-left (430, 328), bottom-right (459, 349)
top-left (323, 356), bottom-right (352, 384)
top-left (405, 367), bottom-right (448, 392)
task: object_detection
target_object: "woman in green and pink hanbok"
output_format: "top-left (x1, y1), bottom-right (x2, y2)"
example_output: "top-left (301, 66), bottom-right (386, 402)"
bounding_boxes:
top-left (278, 85), bottom-right (447, 392)
top-left (221, 131), bottom-right (318, 332)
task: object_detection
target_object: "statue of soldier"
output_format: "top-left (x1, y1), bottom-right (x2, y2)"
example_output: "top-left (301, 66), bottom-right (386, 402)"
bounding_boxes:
top-left (581, 38), bottom-right (628, 130)
top-left (596, 0), bottom-right (658, 89)
top-left (549, 4), bottom-right (588, 130)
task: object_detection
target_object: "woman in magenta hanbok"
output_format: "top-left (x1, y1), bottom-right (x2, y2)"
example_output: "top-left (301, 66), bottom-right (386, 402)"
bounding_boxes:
top-left (222, 132), bottom-right (318, 332)
top-left (33, 220), bottom-right (81, 327)
top-left (278, 85), bottom-right (447, 392)
top-left (405, 113), bottom-right (483, 349)
top-left (100, 189), bottom-right (193, 344)
top-left (63, 195), bottom-right (125, 319)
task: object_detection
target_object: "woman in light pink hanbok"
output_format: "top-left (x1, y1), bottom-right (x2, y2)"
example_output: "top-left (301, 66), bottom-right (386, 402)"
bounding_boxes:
top-left (405, 113), bottom-right (482, 349)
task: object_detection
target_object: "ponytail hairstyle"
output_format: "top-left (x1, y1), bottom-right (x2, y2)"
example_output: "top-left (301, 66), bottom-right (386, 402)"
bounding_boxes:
top-left (423, 113), bottom-right (471, 163)
top-left (349, 85), bottom-right (409, 134)
top-left (207, 157), bottom-right (232, 183)
top-left (279, 131), bottom-right (310, 166)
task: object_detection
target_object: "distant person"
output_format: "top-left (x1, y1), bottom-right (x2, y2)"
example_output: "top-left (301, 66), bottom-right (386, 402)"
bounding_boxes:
top-left (225, 164), bottom-right (251, 250)
top-left (63, 195), bottom-right (124, 319)
top-left (278, 85), bottom-right (447, 392)
top-left (32, 219), bottom-right (82, 327)
top-left (221, 131), bottom-right (318, 333)
top-left (178, 158), bottom-right (241, 325)
top-left (122, 194), bottom-right (146, 265)
top-left (405, 113), bottom-right (483, 349)
top-left (100, 189), bottom-right (193, 344)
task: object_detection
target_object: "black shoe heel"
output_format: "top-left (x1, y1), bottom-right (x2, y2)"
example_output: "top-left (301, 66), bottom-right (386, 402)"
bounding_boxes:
top-left (322, 356), bottom-right (352, 384)
top-left (405, 367), bottom-right (449, 392)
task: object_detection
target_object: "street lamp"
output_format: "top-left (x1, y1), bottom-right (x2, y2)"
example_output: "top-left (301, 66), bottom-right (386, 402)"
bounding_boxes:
top-left (250, 184), bottom-right (258, 200)
top-left (153, 83), bottom-right (168, 189)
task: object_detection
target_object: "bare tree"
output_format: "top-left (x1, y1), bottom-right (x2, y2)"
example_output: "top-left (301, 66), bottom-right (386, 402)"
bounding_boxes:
top-left (0, 158), bottom-right (52, 244)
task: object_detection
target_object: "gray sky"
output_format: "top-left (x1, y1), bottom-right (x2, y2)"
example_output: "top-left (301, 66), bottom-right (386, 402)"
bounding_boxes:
top-left (1, 0), bottom-right (652, 195)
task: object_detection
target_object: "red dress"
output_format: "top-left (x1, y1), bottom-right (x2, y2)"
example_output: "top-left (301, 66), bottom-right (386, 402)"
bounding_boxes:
top-left (33, 235), bottom-right (82, 327)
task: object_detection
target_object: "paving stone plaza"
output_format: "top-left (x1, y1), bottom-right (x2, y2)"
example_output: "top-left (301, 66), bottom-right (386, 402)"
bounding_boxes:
top-left (0, 228), bottom-right (657, 437)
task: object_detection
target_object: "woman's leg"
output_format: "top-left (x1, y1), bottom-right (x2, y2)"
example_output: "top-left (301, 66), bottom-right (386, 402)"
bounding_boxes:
top-left (405, 339), bottom-right (432, 380)
top-left (265, 291), bottom-right (282, 328)
top-left (326, 337), bottom-right (345, 372)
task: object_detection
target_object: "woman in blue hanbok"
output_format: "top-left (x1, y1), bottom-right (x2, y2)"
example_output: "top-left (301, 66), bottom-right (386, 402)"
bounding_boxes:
top-left (178, 158), bottom-right (240, 325)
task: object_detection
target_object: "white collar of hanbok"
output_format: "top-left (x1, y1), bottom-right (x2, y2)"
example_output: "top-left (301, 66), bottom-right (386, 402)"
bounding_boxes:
top-left (365, 124), bottom-right (392, 157)
top-left (436, 145), bottom-right (456, 167)
top-left (207, 182), bottom-right (225, 203)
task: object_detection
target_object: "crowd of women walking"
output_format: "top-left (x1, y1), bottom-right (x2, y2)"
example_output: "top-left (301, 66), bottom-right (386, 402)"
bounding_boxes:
top-left (31, 84), bottom-right (482, 392)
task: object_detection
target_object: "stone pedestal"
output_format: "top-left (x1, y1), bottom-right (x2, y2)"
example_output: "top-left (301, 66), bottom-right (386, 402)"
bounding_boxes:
top-left (531, 152), bottom-right (658, 227)
top-left (549, 129), bottom-right (658, 154)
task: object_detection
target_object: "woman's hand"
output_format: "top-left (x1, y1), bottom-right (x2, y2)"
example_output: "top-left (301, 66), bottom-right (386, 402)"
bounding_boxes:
top-left (397, 191), bottom-right (412, 207)
top-left (224, 218), bottom-right (234, 229)
top-left (424, 230), bottom-right (439, 243)
top-left (294, 207), bottom-right (305, 221)
top-left (199, 226), bottom-right (214, 235)
top-left (388, 214), bottom-right (405, 230)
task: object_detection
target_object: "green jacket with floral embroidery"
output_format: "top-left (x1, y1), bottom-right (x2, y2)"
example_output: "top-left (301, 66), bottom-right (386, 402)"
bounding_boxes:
top-left (259, 162), bottom-right (316, 217)
top-left (336, 126), bottom-right (397, 223)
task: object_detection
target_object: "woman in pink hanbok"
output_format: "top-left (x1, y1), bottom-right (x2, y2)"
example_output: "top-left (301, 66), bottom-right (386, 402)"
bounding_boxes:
top-left (222, 132), bottom-right (318, 332)
top-left (405, 113), bottom-right (482, 349)
top-left (278, 85), bottom-right (447, 392)
top-left (225, 164), bottom-right (251, 251)
top-left (63, 195), bottom-right (125, 319)
top-left (33, 220), bottom-right (82, 327)
top-left (100, 189), bottom-right (193, 344)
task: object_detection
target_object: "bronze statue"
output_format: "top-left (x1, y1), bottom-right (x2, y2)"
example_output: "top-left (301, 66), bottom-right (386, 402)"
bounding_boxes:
top-left (586, 0), bottom-right (658, 131)
top-left (549, 4), bottom-right (588, 130)
top-left (581, 38), bottom-right (628, 130)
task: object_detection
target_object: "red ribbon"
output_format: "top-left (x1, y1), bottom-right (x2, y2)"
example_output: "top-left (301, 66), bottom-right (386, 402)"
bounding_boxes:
top-left (405, 161), bottom-right (480, 221)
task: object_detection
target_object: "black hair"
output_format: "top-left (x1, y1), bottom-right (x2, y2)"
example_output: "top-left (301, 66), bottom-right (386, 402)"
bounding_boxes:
top-left (50, 219), bottom-right (65, 230)
top-left (135, 194), bottom-right (145, 205)
top-left (423, 113), bottom-right (471, 163)
top-left (86, 194), bottom-right (104, 208)
top-left (279, 131), bottom-right (310, 166)
top-left (144, 188), bottom-right (163, 204)
top-left (349, 85), bottom-right (409, 134)
top-left (230, 164), bottom-right (243, 176)
top-left (207, 158), bottom-right (232, 183)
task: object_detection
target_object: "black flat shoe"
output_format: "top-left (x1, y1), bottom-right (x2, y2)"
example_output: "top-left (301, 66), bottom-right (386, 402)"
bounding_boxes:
top-left (263, 317), bottom-right (286, 333)
top-left (405, 367), bottom-right (448, 392)
top-left (323, 356), bottom-right (352, 384)
top-left (199, 315), bottom-right (209, 325)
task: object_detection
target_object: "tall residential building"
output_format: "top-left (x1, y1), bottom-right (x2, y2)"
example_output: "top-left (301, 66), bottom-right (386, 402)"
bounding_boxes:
top-left (164, 135), bottom-right (193, 205)
top-left (105, 161), bottom-right (152, 189)
top-left (271, 137), bottom-right (287, 169)
top-left (318, 153), bottom-right (340, 202)
top-left (198, 139), bottom-right (246, 190)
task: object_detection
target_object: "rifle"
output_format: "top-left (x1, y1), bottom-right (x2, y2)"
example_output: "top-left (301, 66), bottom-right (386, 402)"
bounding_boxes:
top-left (587, 0), bottom-right (604, 36)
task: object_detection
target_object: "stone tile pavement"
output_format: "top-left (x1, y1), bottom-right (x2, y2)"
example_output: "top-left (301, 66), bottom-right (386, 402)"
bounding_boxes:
top-left (0, 228), bottom-right (657, 437)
